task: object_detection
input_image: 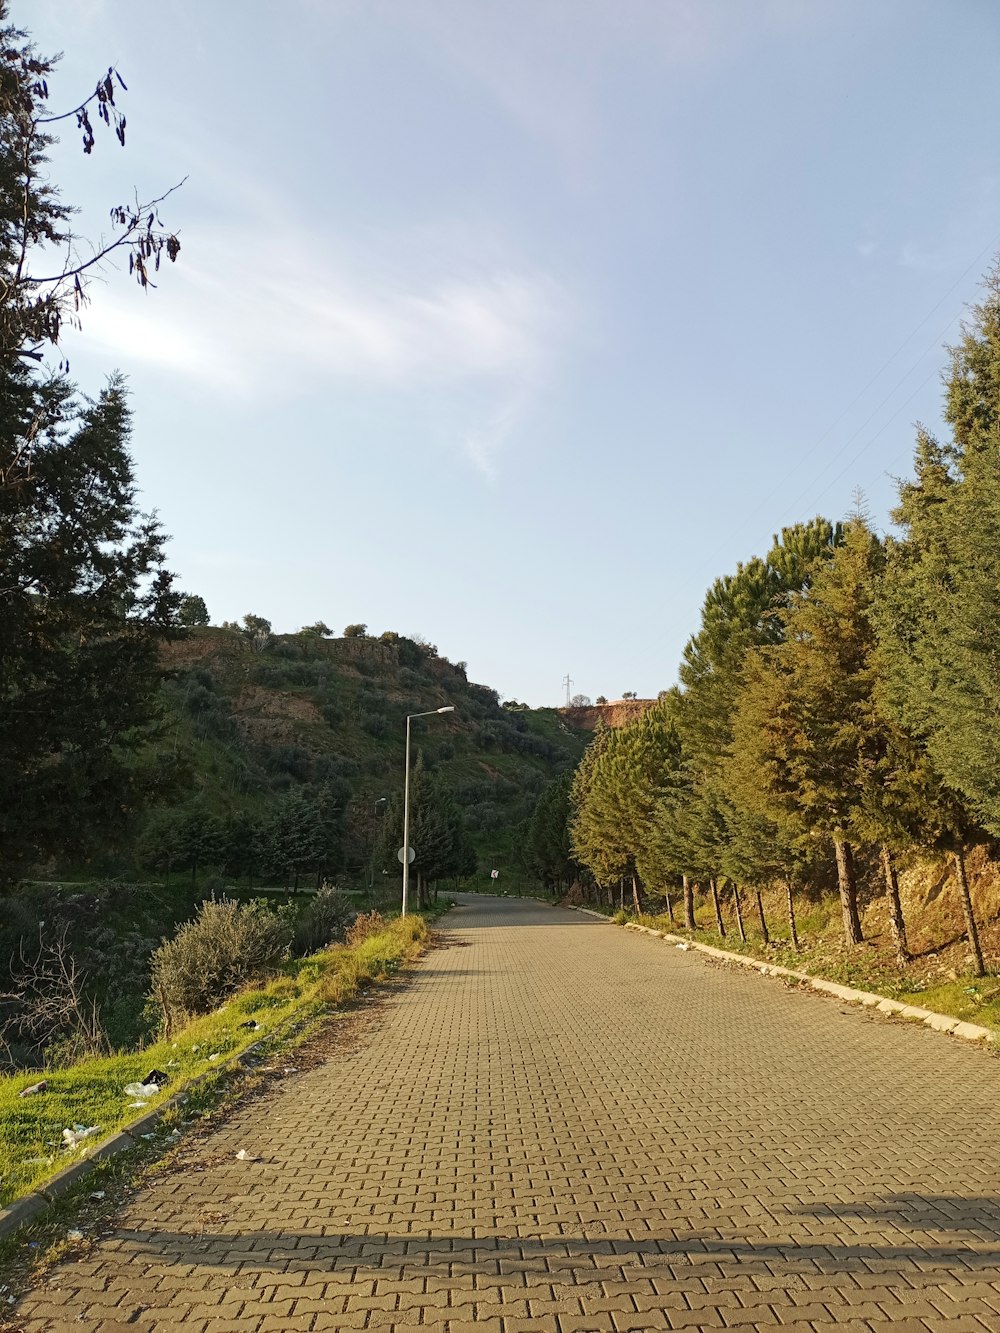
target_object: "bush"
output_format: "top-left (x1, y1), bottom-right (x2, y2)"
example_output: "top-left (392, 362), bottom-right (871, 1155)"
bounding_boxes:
top-left (346, 910), bottom-right (386, 946)
top-left (150, 898), bottom-right (294, 1034)
top-left (293, 887), bottom-right (354, 955)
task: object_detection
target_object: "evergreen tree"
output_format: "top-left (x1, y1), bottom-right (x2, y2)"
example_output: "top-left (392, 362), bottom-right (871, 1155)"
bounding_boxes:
top-left (729, 520), bottom-right (886, 945)
top-left (178, 594), bottom-right (210, 627)
top-left (666, 520), bottom-right (843, 925)
top-left (0, 7), bottom-right (182, 882)
top-left (263, 789), bottom-right (325, 889)
top-left (526, 776), bottom-right (576, 892)
top-left (570, 703), bottom-right (679, 911)
top-left (1, 377), bottom-right (178, 881)
top-left (877, 268), bottom-right (1000, 837)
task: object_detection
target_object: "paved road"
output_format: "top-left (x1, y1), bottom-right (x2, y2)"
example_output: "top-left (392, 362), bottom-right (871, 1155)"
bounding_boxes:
top-left (14, 894), bottom-right (1000, 1331)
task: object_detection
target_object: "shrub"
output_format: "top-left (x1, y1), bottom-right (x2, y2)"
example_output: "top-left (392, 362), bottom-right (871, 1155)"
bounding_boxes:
top-left (293, 887), bottom-right (354, 955)
top-left (346, 910), bottom-right (386, 946)
top-left (150, 898), bottom-right (293, 1034)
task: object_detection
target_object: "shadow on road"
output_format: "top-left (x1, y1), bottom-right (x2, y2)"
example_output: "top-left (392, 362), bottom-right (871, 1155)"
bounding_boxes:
top-left (793, 1193), bottom-right (1000, 1239)
top-left (113, 1212), bottom-right (1000, 1277)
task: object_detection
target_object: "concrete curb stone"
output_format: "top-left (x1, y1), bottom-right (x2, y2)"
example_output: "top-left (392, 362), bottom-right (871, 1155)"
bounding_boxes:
top-left (0, 1017), bottom-right (300, 1245)
top-left (622, 920), bottom-right (994, 1045)
top-left (0, 1192), bottom-right (48, 1242)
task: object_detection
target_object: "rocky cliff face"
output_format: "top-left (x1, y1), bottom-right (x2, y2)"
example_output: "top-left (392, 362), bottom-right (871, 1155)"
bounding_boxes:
top-left (558, 698), bottom-right (657, 731)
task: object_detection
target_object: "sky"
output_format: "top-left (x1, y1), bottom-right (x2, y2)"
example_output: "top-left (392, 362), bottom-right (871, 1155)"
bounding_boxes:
top-left (26, 0), bottom-right (1000, 706)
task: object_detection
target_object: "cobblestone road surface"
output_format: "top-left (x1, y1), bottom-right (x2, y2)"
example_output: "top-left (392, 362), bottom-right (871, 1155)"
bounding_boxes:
top-left (14, 894), bottom-right (1000, 1331)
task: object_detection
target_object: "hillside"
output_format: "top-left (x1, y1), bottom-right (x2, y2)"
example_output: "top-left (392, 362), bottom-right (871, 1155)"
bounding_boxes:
top-left (119, 627), bottom-right (586, 889)
top-left (558, 698), bottom-right (658, 732)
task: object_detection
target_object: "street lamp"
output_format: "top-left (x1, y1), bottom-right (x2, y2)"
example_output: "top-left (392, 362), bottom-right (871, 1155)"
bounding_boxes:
top-left (402, 706), bottom-right (455, 916)
top-left (369, 797), bottom-right (388, 893)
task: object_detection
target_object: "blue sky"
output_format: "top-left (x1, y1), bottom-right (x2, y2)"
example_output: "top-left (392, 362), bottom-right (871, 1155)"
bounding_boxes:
top-left (28, 0), bottom-right (1000, 705)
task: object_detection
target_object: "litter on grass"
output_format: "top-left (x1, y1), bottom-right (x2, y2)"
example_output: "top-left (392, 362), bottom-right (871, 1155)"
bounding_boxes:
top-left (123, 1081), bottom-right (161, 1100)
top-left (67, 1229), bottom-right (83, 1242)
top-left (19, 1080), bottom-right (48, 1097)
top-left (140, 1069), bottom-right (169, 1088)
top-left (62, 1125), bottom-right (100, 1149)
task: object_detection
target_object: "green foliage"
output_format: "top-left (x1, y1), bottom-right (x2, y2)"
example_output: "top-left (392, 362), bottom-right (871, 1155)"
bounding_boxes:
top-left (177, 594), bottom-right (210, 626)
top-left (292, 885), bottom-right (354, 955)
top-left (222, 612), bottom-right (272, 653)
top-left (0, 376), bottom-right (179, 883)
top-left (0, 913), bottom-right (431, 1207)
top-left (149, 897), bottom-right (294, 1032)
top-left (0, 5), bottom-right (185, 883)
top-left (571, 703), bottom-right (680, 891)
top-left (526, 776), bottom-right (576, 889)
top-left (875, 274), bottom-right (1000, 836)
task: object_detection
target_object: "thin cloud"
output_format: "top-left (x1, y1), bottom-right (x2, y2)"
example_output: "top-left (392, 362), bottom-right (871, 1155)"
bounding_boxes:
top-left (64, 216), bottom-right (571, 474)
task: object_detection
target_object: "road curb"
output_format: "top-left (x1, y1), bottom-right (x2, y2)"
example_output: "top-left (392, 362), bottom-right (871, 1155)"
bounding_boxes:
top-left (0, 1024), bottom-right (291, 1247)
top-left (622, 921), bottom-right (994, 1045)
top-left (561, 903), bottom-right (615, 921)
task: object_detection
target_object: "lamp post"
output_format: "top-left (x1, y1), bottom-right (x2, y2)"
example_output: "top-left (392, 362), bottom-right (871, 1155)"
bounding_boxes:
top-left (402, 706), bottom-right (455, 915)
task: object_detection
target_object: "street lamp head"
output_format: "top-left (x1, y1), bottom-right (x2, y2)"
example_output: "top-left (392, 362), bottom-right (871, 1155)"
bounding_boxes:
top-left (436, 706), bottom-right (455, 714)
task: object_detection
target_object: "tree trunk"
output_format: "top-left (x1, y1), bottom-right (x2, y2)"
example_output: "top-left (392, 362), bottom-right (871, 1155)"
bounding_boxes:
top-left (833, 835), bottom-right (863, 945)
top-left (784, 878), bottom-right (799, 950)
top-left (953, 847), bottom-right (986, 978)
top-left (710, 878), bottom-right (726, 937)
top-left (731, 883), bottom-right (746, 943)
top-left (754, 888), bottom-right (769, 945)
top-left (631, 875), bottom-right (642, 916)
top-left (664, 891), bottom-right (674, 925)
top-left (683, 875), bottom-right (695, 929)
top-left (880, 844), bottom-right (909, 966)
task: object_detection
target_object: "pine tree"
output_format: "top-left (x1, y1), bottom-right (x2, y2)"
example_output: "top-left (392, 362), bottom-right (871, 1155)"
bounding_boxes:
top-left (0, 7), bottom-right (182, 882)
top-left (0, 378), bottom-right (178, 880)
top-left (526, 776), bottom-right (576, 892)
top-left (570, 704), bottom-right (678, 911)
top-left (729, 520), bottom-right (889, 946)
top-left (877, 267), bottom-right (1000, 837)
top-left (667, 520), bottom-right (843, 926)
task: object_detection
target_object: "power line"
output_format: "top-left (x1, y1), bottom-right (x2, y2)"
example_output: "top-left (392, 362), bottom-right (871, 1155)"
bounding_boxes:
top-left (779, 311), bottom-right (962, 521)
top-left (743, 231), bottom-right (1000, 531)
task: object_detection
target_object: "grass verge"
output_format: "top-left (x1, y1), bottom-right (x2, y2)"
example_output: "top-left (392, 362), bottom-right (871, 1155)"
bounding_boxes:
top-left (0, 913), bottom-right (431, 1209)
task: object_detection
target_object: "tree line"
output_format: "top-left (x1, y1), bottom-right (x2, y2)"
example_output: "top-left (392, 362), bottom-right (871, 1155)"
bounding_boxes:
top-left (553, 265), bottom-right (1000, 976)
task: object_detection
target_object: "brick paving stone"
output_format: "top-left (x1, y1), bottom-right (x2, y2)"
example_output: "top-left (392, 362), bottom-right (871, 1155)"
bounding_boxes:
top-left (11, 894), bottom-right (1000, 1332)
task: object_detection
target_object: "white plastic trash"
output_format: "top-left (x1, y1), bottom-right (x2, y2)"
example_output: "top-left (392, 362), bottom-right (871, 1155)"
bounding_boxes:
top-left (123, 1082), bottom-right (160, 1099)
